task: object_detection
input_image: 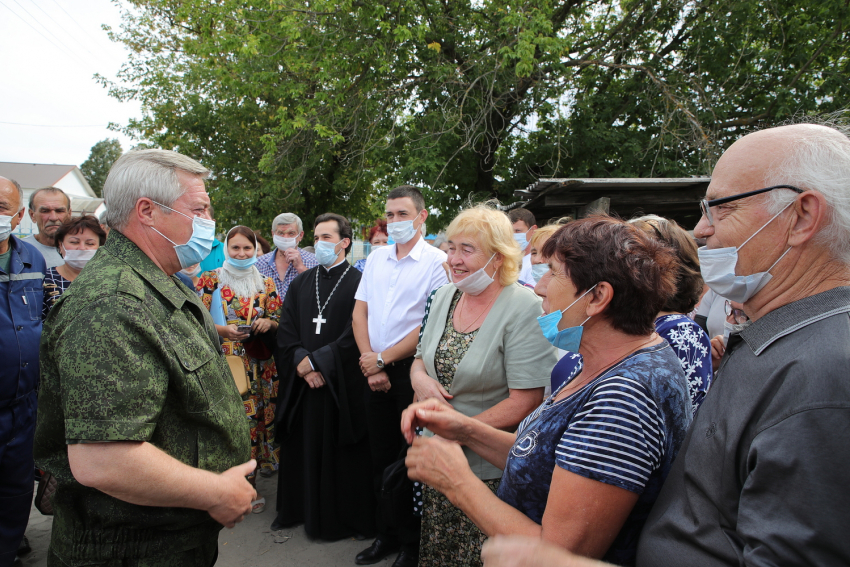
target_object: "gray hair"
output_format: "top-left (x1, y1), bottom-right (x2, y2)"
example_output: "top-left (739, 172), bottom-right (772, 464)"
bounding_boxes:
top-left (0, 177), bottom-right (24, 211)
top-left (103, 149), bottom-right (210, 231)
top-left (29, 186), bottom-right (70, 211)
top-left (272, 212), bottom-right (303, 233)
top-left (764, 120), bottom-right (850, 264)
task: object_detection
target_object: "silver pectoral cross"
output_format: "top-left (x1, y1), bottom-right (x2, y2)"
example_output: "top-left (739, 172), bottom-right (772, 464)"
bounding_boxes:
top-left (313, 314), bottom-right (327, 334)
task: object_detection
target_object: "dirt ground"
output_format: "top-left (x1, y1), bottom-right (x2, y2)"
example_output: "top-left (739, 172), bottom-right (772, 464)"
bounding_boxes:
top-left (19, 473), bottom-right (381, 567)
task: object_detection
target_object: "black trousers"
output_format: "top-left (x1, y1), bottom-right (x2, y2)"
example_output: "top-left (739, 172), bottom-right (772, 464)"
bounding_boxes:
top-left (366, 358), bottom-right (420, 549)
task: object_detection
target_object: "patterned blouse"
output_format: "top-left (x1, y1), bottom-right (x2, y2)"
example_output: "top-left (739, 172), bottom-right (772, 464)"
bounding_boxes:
top-left (42, 267), bottom-right (72, 319)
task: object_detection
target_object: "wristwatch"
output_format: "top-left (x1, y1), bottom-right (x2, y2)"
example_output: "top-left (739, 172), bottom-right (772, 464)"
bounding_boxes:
top-left (376, 352), bottom-right (385, 369)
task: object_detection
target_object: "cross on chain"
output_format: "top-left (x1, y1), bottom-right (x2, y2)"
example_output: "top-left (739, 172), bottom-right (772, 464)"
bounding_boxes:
top-left (313, 263), bottom-right (351, 335)
top-left (313, 314), bottom-right (327, 334)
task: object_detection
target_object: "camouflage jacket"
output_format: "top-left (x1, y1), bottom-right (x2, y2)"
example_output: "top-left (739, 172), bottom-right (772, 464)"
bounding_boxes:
top-left (34, 230), bottom-right (250, 561)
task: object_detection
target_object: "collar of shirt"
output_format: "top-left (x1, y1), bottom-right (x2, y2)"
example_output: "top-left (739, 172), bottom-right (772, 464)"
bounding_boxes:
top-left (322, 258), bottom-right (347, 275)
top-left (740, 286), bottom-right (850, 355)
top-left (2, 235), bottom-right (37, 274)
top-left (106, 230), bottom-right (193, 310)
top-left (388, 236), bottom-right (426, 262)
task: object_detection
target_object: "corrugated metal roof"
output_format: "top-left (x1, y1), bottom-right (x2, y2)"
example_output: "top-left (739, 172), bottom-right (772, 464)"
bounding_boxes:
top-left (0, 162), bottom-right (77, 189)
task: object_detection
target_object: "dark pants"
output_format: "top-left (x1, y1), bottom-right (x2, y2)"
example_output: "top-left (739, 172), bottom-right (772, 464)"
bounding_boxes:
top-left (0, 392), bottom-right (36, 566)
top-left (47, 543), bottom-right (218, 567)
top-left (366, 358), bottom-right (420, 549)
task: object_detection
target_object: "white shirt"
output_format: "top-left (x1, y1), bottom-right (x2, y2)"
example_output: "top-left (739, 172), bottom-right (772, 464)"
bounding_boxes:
top-left (355, 237), bottom-right (448, 352)
top-left (519, 254), bottom-right (534, 284)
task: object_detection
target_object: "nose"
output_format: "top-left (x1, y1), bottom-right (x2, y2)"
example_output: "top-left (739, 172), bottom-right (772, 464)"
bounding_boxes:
top-left (693, 214), bottom-right (713, 239)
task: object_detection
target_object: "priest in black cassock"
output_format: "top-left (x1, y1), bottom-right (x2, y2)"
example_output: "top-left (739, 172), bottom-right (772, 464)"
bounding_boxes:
top-left (272, 212), bottom-right (376, 540)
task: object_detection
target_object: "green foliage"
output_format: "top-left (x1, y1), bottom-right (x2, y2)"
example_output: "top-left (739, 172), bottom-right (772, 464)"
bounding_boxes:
top-left (80, 138), bottom-right (123, 197)
top-left (101, 0), bottom-right (850, 233)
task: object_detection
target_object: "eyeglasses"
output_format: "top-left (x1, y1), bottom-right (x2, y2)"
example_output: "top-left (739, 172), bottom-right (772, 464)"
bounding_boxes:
top-left (699, 185), bottom-right (804, 226)
top-left (724, 300), bottom-right (750, 325)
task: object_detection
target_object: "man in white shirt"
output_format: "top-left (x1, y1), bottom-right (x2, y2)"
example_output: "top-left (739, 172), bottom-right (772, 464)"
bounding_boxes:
top-left (22, 187), bottom-right (71, 269)
top-left (353, 185), bottom-right (448, 567)
top-left (508, 208), bottom-right (537, 284)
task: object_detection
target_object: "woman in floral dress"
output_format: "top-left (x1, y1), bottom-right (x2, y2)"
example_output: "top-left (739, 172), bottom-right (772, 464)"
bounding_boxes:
top-left (198, 226), bottom-right (283, 513)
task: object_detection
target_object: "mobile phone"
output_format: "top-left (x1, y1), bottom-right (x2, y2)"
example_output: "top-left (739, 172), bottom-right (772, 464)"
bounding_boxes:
top-left (237, 325), bottom-right (253, 334)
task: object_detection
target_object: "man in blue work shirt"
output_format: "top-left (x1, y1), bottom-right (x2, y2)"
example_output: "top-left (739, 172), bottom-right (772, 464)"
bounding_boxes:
top-left (0, 175), bottom-right (45, 565)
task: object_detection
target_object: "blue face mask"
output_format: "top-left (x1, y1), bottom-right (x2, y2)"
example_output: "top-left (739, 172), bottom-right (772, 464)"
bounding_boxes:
top-left (226, 255), bottom-right (257, 269)
top-left (513, 230), bottom-right (529, 250)
top-left (150, 202), bottom-right (216, 269)
top-left (531, 263), bottom-right (549, 283)
top-left (536, 284), bottom-right (597, 351)
top-left (315, 240), bottom-right (342, 267)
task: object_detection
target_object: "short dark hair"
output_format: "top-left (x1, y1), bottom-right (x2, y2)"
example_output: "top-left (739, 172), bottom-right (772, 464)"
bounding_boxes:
top-left (629, 215), bottom-right (704, 313)
top-left (54, 215), bottom-right (107, 252)
top-left (508, 208), bottom-right (536, 229)
top-left (315, 213), bottom-right (353, 253)
top-left (29, 186), bottom-right (71, 211)
top-left (542, 215), bottom-right (678, 336)
top-left (387, 185), bottom-right (425, 212)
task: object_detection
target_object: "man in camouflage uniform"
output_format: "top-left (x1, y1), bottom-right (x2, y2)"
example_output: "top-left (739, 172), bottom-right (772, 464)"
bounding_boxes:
top-left (34, 150), bottom-right (254, 566)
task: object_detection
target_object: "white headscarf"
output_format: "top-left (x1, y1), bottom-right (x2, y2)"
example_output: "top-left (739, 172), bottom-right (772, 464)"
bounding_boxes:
top-left (218, 226), bottom-right (266, 300)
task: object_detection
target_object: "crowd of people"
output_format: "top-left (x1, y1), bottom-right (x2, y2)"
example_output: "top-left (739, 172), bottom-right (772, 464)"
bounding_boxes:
top-left (1, 120), bottom-right (850, 567)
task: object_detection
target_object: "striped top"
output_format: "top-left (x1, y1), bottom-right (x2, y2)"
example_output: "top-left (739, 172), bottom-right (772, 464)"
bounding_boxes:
top-left (497, 342), bottom-right (691, 566)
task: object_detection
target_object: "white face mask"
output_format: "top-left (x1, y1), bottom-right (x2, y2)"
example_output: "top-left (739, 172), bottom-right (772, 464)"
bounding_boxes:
top-left (63, 249), bottom-right (97, 270)
top-left (0, 214), bottom-right (14, 241)
top-left (723, 320), bottom-right (752, 345)
top-left (274, 234), bottom-right (297, 251)
top-left (698, 202), bottom-right (793, 303)
top-left (387, 213), bottom-right (422, 245)
top-left (452, 254), bottom-right (496, 296)
top-left (181, 263), bottom-right (201, 277)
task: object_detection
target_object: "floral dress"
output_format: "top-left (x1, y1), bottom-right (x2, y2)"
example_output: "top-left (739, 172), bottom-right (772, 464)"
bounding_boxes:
top-left (419, 290), bottom-right (501, 567)
top-left (197, 270), bottom-right (283, 476)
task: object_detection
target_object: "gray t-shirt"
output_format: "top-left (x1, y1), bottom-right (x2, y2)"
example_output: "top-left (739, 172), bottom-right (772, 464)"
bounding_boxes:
top-left (638, 286), bottom-right (850, 566)
top-left (22, 234), bottom-right (64, 268)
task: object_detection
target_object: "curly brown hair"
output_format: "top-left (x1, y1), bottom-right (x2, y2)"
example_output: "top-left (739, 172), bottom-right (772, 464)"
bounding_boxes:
top-left (541, 215), bottom-right (678, 336)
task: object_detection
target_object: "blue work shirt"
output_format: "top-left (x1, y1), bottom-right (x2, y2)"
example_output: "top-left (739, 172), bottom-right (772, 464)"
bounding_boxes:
top-left (0, 236), bottom-right (45, 407)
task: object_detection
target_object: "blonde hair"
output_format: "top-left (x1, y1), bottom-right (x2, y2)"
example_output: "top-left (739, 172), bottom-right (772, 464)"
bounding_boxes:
top-left (446, 204), bottom-right (522, 286)
top-left (529, 217), bottom-right (572, 252)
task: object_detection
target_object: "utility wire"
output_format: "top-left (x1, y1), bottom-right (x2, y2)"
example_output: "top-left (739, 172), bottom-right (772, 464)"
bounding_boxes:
top-left (0, 0), bottom-right (93, 72)
top-left (26, 0), bottom-right (109, 67)
top-left (49, 0), bottom-right (117, 53)
top-left (0, 121), bottom-right (108, 128)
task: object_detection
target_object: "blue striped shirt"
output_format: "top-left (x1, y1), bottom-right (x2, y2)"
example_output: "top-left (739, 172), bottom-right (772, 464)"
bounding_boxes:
top-left (497, 342), bottom-right (691, 565)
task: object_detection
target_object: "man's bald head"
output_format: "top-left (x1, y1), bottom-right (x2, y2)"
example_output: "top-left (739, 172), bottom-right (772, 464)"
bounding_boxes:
top-left (0, 176), bottom-right (24, 212)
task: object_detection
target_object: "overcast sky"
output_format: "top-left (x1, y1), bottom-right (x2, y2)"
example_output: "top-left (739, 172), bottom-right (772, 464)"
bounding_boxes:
top-left (0, 0), bottom-right (142, 167)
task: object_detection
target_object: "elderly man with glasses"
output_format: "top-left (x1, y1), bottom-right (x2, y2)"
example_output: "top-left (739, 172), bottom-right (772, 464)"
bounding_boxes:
top-left (479, 122), bottom-right (850, 567)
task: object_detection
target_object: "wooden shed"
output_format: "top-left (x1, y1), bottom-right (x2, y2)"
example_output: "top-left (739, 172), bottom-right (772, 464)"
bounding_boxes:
top-left (514, 177), bottom-right (711, 230)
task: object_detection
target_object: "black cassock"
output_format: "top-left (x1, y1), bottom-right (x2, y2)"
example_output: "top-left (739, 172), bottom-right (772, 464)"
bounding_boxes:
top-left (273, 261), bottom-right (375, 540)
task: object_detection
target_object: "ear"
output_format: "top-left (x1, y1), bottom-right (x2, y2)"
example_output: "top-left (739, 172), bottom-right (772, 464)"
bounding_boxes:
top-left (586, 282), bottom-right (614, 317)
top-left (420, 209), bottom-right (429, 222)
top-left (787, 191), bottom-right (828, 247)
top-left (16, 208), bottom-right (26, 223)
top-left (28, 208), bottom-right (35, 221)
top-left (136, 197), bottom-right (157, 227)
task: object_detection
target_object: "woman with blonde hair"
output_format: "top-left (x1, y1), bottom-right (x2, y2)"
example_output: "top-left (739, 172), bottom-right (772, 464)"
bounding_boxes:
top-left (411, 204), bottom-right (558, 566)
